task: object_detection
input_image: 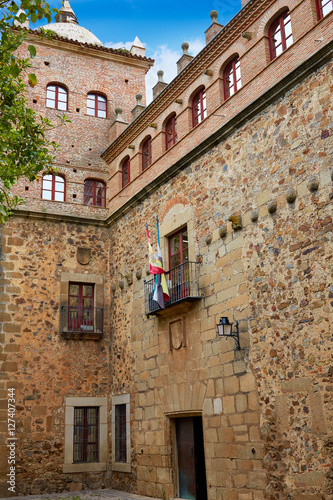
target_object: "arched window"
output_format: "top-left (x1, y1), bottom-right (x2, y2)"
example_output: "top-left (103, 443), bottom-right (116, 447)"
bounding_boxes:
top-left (165, 114), bottom-right (177, 151)
top-left (84, 179), bottom-right (106, 207)
top-left (87, 93), bottom-right (107, 118)
top-left (269, 11), bottom-right (293, 60)
top-left (42, 174), bottom-right (65, 202)
top-left (46, 84), bottom-right (68, 110)
top-left (192, 88), bottom-right (207, 127)
top-left (316, 0), bottom-right (332, 19)
top-left (224, 58), bottom-right (242, 100)
top-left (142, 137), bottom-right (152, 170)
top-left (122, 158), bottom-right (130, 188)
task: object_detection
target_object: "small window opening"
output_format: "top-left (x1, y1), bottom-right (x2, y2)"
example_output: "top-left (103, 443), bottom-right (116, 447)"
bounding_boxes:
top-left (44, 61), bottom-right (50, 66)
top-left (73, 194), bottom-right (77, 198)
top-left (76, 108), bottom-right (80, 112)
top-left (25, 186), bottom-right (29, 191)
top-left (73, 169), bottom-right (77, 173)
top-left (33, 99), bottom-right (37, 104)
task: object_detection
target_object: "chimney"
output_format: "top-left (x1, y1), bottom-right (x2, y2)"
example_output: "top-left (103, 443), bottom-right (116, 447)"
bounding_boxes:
top-left (130, 36), bottom-right (146, 57)
top-left (13, 9), bottom-right (30, 29)
top-left (152, 71), bottom-right (168, 100)
top-left (176, 43), bottom-right (194, 74)
top-left (109, 107), bottom-right (128, 143)
top-left (205, 10), bottom-right (223, 44)
top-left (131, 94), bottom-right (145, 120)
top-left (55, 0), bottom-right (78, 24)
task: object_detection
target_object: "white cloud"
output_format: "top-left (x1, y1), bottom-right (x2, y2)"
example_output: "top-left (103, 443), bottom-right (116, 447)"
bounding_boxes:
top-left (188, 37), bottom-right (205, 57)
top-left (145, 37), bottom-right (205, 104)
top-left (145, 45), bottom-right (181, 103)
top-left (105, 40), bottom-right (133, 51)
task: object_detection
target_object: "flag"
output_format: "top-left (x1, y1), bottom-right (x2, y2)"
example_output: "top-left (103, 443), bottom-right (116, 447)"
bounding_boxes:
top-left (145, 218), bottom-right (169, 309)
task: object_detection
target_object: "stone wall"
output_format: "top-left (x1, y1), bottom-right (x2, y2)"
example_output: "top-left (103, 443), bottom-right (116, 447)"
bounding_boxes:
top-left (0, 218), bottom-right (111, 496)
top-left (0, 11), bottom-right (332, 500)
top-left (107, 58), bottom-right (332, 499)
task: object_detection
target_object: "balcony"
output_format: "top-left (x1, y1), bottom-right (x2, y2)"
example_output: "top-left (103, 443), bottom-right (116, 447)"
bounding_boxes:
top-left (61, 306), bottom-right (103, 340)
top-left (144, 261), bottom-right (202, 315)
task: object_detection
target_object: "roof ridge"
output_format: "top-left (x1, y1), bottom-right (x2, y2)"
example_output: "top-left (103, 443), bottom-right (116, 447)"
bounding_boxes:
top-left (21, 28), bottom-right (154, 63)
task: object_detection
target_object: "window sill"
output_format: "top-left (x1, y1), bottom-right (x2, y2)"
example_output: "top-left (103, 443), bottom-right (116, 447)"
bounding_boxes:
top-left (63, 462), bottom-right (106, 473)
top-left (83, 204), bottom-right (108, 209)
top-left (46, 107), bottom-right (70, 113)
top-left (61, 331), bottom-right (103, 341)
top-left (112, 462), bottom-right (131, 473)
top-left (84, 113), bottom-right (108, 120)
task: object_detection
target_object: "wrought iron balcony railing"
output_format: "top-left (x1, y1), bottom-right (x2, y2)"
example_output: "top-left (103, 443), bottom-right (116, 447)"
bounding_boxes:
top-left (61, 306), bottom-right (103, 336)
top-left (144, 261), bottom-right (201, 315)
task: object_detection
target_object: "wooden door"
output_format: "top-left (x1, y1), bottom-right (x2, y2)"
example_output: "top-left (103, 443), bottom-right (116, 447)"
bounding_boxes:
top-left (175, 417), bottom-right (207, 500)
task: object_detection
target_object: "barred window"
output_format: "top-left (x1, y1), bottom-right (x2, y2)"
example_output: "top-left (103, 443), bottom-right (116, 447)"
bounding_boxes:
top-left (115, 404), bottom-right (127, 463)
top-left (73, 407), bottom-right (99, 463)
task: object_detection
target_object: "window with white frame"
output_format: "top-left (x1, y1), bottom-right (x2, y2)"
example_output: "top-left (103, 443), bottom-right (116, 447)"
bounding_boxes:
top-left (63, 397), bottom-right (107, 473)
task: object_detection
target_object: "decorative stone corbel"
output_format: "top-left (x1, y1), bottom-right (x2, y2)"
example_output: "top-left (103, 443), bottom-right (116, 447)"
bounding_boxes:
top-left (228, 215), bottom-right (242, 231)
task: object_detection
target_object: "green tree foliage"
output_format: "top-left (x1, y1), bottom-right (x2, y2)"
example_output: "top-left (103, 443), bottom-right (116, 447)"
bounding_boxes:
top-left (0, 1), bottom-right (65, 223)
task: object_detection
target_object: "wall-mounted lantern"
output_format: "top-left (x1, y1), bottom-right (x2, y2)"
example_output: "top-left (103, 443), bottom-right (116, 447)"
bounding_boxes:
top-left (216, 317), bottom-right (240, 350)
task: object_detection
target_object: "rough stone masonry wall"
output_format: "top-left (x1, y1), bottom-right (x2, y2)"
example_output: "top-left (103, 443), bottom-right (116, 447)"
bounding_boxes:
top-left (108, 59), bottom-right (332, 500)
top-left (0, 218), bottom-right (111, 496)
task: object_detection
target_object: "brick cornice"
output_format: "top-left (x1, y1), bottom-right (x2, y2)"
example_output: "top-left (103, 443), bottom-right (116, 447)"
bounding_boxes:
top-left (20, 28), bottom-right (154, 67)
top-left (11, 40), bottom-right (333, 228)
top-left (104, 40), bottom-right (333, 224)
top-left (101, 0), bottom-right (277, 163)
top-left (11, 209), bottom-right (107, 227)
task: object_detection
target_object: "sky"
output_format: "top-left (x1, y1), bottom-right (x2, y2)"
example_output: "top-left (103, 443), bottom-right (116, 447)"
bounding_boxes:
top-left (34, 0), bottom-right (242, 102)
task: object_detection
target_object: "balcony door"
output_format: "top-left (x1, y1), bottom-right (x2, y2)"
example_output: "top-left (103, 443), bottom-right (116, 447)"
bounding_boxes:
top-left (168, 227), bottom-right (189, 301)
top-left (68, 283), bottom-right (94, 332)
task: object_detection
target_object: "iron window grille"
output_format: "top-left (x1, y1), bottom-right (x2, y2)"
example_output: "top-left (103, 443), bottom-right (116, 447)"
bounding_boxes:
top-left (73, 407), bottom-right (99, 463)
top-left (269, 11), bottom-right (293, 60)
top-left (87, 93), bottom-right (107, 118)
top-left (144, 261), bottom-right (201, 315)
top-left (115, 404), bottom-right (127, 463)
top-left (61, 283), bottom-right (103, 335)
top-left (84, 179), bottom-right (106, 207)
top-left (42, 174), bottom-right (65, 202)
top-left (61, 306), bottom-right (104, 335)
top-left (224, 58), bottom-right (242, 100)
top-left (46, 84), bottom-right (68, 110)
